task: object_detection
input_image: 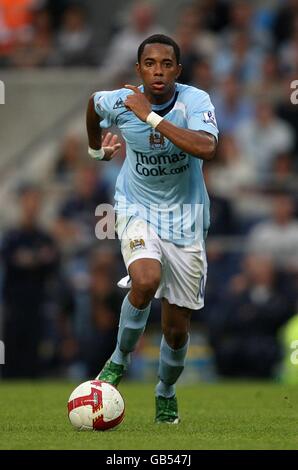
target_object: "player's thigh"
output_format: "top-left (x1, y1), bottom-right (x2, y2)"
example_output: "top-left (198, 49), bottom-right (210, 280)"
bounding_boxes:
top-left (118, 216), bottom-right (161, 269)
top-left (156, 241), bottom-right (207, 311)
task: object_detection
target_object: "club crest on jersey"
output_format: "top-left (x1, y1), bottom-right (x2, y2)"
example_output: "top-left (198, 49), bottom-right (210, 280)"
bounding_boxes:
top-left (130, 238), bottom-right (145, 252)
top-left (113, 98), bottom-right (125, 109)
top-left (149, 129), bottom-right (165, 150)
top-left (203, 111), bottom-right (217, 128)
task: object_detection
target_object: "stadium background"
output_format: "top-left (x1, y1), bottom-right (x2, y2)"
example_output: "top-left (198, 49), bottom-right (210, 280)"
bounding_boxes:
top-left (0, 0), bottom-right (297, 386)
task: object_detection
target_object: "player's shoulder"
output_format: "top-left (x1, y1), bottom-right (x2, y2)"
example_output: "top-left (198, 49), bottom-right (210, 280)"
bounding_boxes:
top-left (176, 82), bottom-right (207, 96)
top-left (176, 83), bottom-right (211, 105)
top-left (93, 87), bottom-right (132, 109)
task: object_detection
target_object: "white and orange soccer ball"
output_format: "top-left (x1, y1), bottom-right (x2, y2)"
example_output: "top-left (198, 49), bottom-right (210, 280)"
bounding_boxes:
top-left (67, 380), bottom-right (125, 431)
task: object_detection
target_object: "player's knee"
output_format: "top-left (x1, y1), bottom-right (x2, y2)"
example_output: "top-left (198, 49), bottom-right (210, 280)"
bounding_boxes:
top-left (164, 327), bottom-right (188, 350)
top-left (131, 273), bottom-right (160, 303)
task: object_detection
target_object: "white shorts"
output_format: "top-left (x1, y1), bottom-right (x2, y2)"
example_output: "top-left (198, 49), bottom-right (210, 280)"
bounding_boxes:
top-left (116, 216), bottom-right (207, 310)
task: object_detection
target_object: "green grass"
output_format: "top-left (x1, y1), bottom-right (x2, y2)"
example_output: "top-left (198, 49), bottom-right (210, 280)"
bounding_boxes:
top-left (0, 381), bottom-right (297, 450)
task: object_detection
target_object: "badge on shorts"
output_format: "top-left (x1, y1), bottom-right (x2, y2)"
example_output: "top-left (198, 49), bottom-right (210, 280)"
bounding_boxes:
top-left (129, 238), bottom-right (146, 252)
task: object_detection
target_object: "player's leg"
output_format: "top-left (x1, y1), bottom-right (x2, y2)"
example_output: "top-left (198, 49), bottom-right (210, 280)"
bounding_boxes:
top-left (111, 258), bottom-right (161, 365)
top-left (155, 299), bottom-right (191, 423)
top-left (97, 258), bottom-right (161, 385)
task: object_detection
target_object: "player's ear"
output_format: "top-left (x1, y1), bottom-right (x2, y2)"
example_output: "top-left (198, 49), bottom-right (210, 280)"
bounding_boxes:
top-left (175, 64), bottom-right (182, 80)
top-left (135, 62), bottom-right (141, 77)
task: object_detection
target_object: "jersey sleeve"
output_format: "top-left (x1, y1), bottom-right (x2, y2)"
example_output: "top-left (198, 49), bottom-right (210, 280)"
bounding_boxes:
top-left (93, 91), bottom-right (116, 129)
top-left (186, 89), bottom-right (219, 141)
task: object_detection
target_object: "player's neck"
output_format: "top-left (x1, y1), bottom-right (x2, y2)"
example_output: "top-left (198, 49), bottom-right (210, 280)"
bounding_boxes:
top-left (144, 86), bottom-right (176, 105)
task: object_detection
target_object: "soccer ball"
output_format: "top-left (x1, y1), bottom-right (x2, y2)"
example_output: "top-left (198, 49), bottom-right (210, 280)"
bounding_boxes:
top-left (67, 380), bottom-right (125, 431)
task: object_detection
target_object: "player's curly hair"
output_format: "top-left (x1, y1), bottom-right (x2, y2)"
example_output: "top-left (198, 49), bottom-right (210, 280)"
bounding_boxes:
top-left (137, 34), bottom-right (181, 64)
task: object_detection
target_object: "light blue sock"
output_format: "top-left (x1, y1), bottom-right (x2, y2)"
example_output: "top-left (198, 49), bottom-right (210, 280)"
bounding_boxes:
top-left (111, 294), bottom-right (151, 368)
top-left (155, 334), bottom-right (190, 398)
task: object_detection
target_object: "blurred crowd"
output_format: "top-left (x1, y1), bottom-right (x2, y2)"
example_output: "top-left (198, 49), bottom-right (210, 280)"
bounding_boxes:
top-left (0, 0), bottom-right (298, 382)
top-left (0, 0), bottom-right (97, 67)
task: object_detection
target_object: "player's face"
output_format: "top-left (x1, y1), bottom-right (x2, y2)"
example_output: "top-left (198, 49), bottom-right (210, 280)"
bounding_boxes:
top-left (136, 43), bottom-right (182, 101)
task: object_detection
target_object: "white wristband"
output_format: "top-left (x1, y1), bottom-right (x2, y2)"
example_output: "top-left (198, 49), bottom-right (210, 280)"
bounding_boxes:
top-left (146, 111), bottom-right (164, 129)
top-left (88, 147), bottom-right (105, 160)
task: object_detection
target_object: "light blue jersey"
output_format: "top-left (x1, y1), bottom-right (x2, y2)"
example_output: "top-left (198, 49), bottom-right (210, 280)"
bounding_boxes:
top-left (93, 83), bottom-right (218, 246)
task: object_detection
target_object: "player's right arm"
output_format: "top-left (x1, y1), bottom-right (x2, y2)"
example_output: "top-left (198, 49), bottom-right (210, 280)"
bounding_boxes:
top-left (86, 93), bottom-right (121, 161)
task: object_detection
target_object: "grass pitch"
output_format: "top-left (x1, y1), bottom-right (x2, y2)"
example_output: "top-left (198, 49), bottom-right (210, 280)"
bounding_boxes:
top-left (0, 380), bottom-right (297, 450)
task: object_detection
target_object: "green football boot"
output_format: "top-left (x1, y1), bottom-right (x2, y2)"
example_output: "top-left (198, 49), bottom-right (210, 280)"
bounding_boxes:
top-left (155, 395), bottom-right (180, 424)
top-left (96, 360), bottom-right (125, 387)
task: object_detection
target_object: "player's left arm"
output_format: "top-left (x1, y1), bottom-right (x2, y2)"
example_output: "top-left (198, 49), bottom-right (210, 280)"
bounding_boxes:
top-left (124, 85), bottom-right (217, 161)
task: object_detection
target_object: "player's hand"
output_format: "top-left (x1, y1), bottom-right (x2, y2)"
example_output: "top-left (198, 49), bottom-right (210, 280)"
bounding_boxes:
top-left (124, 85), bottom-right (152, 122)
top-left (101, 132), bottom-right (122, 161)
